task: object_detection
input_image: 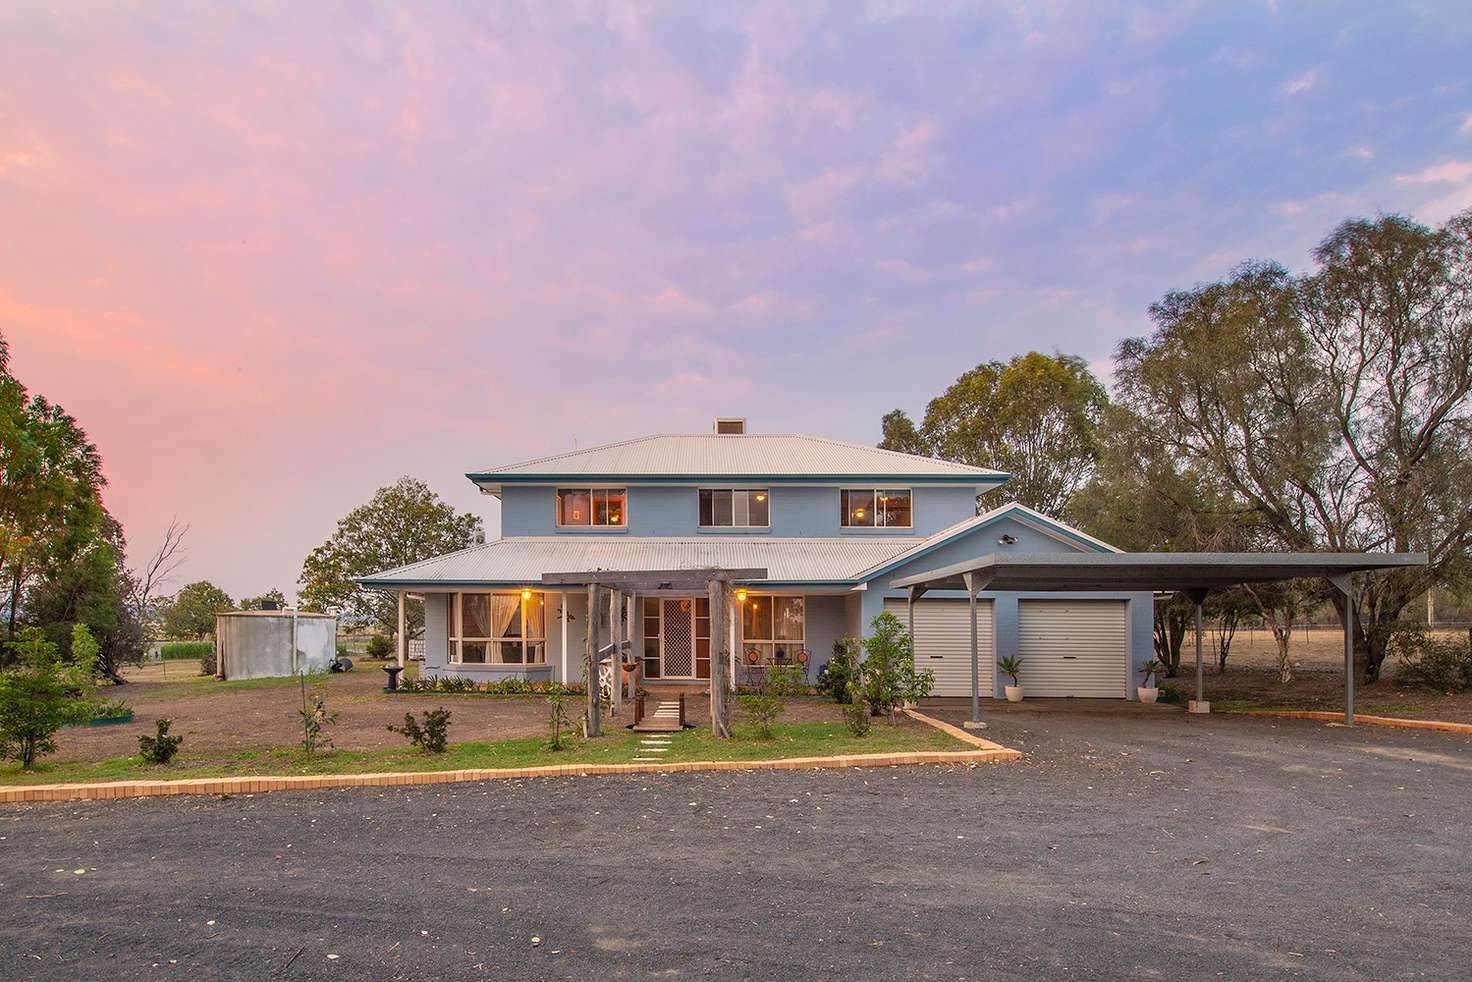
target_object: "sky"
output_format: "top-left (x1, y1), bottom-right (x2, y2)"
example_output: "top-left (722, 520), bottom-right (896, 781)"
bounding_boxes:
top-left (3, 1), bottom-right (1472, 601)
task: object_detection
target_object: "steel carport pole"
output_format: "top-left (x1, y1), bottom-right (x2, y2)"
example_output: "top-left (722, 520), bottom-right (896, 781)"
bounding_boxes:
top-left (1329, 573), bottom-right (1355, 726)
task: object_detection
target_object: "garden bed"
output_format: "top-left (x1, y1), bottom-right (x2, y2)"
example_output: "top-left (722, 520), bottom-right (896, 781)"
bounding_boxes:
top-left (0, 718), bottom-right (965, 787)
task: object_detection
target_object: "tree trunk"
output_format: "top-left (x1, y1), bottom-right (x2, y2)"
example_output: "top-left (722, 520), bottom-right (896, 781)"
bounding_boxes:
top-left (1154, 603), bottom-right (1189, 678)
top-left (7, 562), bottom-right (21, 640)
top-left (1272, 623), bottom-right (1294, 683)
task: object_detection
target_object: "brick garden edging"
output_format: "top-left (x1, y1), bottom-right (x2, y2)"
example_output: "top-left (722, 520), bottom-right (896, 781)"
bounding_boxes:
top-left (1230, 708), bottom-right (1472, 735)
top-left (0, 712), bottom-right (1020, 803)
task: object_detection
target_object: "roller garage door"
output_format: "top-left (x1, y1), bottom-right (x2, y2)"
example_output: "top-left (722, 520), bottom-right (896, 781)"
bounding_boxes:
top-left (1015, 599), bottom-right (1128, 697)
top-left (884, 599), bottom-right (994, 697)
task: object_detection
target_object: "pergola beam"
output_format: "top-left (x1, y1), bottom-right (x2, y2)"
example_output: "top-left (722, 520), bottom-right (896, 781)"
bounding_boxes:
top-left (542, 568), bottom-right (767, 591)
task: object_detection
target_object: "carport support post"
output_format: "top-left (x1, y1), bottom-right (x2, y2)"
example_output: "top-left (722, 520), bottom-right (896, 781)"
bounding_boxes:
top-left (961, 572), bottom-right (989, 730)
top-left (1329, 573), bottom-right (1355, 726)
top-left (1186, 589), bottom-right (1209, 714)
top-left (708, 576), bottom-right (731, 739)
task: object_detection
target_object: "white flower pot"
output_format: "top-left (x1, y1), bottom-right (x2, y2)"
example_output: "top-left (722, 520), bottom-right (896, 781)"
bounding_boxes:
top-left (1137, 685), bottom-right (1159, 704)
top-left (1004, 685), bottom-right (1024, 702)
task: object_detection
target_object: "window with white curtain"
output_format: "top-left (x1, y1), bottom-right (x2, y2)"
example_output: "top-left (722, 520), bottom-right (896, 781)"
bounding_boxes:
top-left (448, 592), bottom-right (546, 664)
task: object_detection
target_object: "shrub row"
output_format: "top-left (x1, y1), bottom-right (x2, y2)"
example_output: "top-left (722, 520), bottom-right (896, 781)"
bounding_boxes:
top-left (159, 641), bottom-right (213, 660)
top-left (397, 676), bottom-right (586, 696)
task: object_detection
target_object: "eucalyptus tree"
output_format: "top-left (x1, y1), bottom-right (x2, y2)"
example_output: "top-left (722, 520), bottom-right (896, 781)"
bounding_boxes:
top-left (1115, 210), bottom-right (1472, 682)
top-left (880, 351), bottom-right (1109, 516)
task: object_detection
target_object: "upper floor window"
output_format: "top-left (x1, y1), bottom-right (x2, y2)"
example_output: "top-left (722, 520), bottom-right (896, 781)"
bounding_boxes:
top-left (699, 489), bottom-right (770, 528)
top-left (841, 488), bottom-right (912, 528)
top-left (557, 488), bottom-right (626, 527)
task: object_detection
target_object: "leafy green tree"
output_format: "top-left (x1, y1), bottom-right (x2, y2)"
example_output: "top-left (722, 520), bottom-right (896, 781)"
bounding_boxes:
top-left (298, 477), bottom-right (483, 638)
top-left (163, 581), bottom-right (234, 639)
top-left (1116, 209), bottom-right (1472, 682)
top-left (860, 612), bottom-right (934, 721)
top-left (0, 628), bottom-right (70, 767)
top-left (240, 588), bottom-right (287, 610)
top-left (0, 329), bottom-right (107, 642)
top-left (880, 352), bottom-right (1109, 515)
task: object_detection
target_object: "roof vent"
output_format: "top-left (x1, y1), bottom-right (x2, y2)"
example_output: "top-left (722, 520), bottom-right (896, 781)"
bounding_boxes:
top-left (714, 417), bottom-right (746, 435)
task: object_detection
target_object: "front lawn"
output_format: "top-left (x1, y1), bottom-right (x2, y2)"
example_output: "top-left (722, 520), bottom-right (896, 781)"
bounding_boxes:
top-left (0, 719), bottom-right (967, 787)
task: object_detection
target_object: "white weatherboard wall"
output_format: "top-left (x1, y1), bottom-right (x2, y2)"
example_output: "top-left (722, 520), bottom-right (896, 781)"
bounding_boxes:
top-left (884, 598), bottom-right (994, 697)
top-left (1015, 599), bottom-right (1129, 698)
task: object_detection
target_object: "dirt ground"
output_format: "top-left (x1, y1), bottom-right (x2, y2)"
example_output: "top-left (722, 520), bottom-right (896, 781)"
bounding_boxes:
top-left (1170, 625), bottom-right (1472, 722)
top-left (53, 666), bottom-right (851, 763)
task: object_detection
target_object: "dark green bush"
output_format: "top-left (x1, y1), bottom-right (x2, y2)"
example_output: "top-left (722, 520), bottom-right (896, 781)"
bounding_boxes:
top-left (160, 641), bottom-right (213, 661)
top-left (388, 708), bottom-right (452, 753)
top-left (817, 637), bottom-right (860, 703)
top-left (364, 635), bottom-right (395, 660)
top-left (138, 718), bottom-right (184, 764)
top-left (198, 647), bottom-right (217, 677)
top-left (1392, 628), bottom-right (1472, 693)
top-left (398, 675), bottom-right (583, 696)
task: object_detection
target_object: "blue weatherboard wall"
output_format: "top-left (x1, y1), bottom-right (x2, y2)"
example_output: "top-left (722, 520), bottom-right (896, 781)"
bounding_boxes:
top-left (497, 484), bottom-right (984, 538)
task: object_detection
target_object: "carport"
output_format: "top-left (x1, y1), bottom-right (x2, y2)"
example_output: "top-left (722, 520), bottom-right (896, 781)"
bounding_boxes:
top-left (892, 551), bottom-right (1426, 728)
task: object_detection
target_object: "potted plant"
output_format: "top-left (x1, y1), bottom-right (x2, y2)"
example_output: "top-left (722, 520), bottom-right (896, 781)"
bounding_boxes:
top-left (1137, 658), bottom-right (1161, 703)
top-left (998, 655), bottom-right (1024, 702)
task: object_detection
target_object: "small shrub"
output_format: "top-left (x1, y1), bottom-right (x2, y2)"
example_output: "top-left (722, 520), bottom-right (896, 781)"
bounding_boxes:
top-left (336, 643), bottom-right (349, 659)
top-left (365, 635), bottom-right (395, 660)
top-left (139, 718), bottom-right (184, 764)
top-left (1158, 683), bottom-right (1184, 705)
top-left (1392, 627), bottom-right (1472, 693)
top-left (388, 708), bottom-right (452, 753)
top-left (298, 678), bottom-right (337, 755)
top-left (547, 693), bottom-right (571, 751)
top-left (738, 689), bottom-right (783, 738)
top-left (198, 647), bottom-right (217, 677)
top-left (841, 698), bottom-right (871, 736)
top-left (816, 637), bottom-right (860, 704)
top-left (89, 697), bottom-right (132, 721)
top-left (765, 664), bottom-right (807, 698)
top-left (0, 628), bottom-right (70, 768)
top-left (160, 641), bottom-right (213, 661)
top-left (861, 612), bottom-right (935, 721)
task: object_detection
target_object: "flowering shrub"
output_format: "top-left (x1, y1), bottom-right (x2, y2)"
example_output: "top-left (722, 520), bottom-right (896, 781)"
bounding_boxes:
top-left (398, 675), bottom-right (585, 696)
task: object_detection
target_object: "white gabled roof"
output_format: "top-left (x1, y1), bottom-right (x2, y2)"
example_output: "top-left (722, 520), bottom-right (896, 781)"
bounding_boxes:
top-left (358, 536), bottom-right (931, 588)
top-left (468, 433), bottom-right (1008, 484)
top-left (357, 502), bottom-right (1120, 589)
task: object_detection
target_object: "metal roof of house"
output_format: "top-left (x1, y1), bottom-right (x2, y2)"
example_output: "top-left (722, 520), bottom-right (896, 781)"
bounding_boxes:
top-left (891, 551), bottom-right (1428, 593)
top-left (357, 535), bottom-right (935, 588)
top-left (467, 433), bottom-right (1009, 486)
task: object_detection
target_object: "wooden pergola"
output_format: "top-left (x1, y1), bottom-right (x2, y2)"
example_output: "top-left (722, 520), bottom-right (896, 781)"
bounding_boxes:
top-left (540, 567), bottom-right (767, 739)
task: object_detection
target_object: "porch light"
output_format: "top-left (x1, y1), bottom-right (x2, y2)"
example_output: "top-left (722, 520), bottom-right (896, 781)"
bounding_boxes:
top-left (521, 589), bottom-right (533, 601)
top-left (737, 589), bottom-right (748, 603)
top-left (754, 493), bottom-right (766, 502)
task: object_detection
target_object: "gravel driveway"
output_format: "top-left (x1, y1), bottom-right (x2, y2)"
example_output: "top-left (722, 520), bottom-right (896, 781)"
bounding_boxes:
top-left (3, 707), bottom-right (1468, 980)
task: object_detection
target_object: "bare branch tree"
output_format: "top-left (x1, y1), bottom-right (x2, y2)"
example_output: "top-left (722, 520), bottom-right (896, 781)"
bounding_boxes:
top-left (129, 518), bottom-right (189, 627)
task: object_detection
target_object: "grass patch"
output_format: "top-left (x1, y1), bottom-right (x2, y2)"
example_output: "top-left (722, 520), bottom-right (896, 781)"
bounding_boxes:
top-left (0, 720), bottom-right (966, 787)
top-left (158, 641), bottom-right (213, 660)
top-left (1213, 698), bottom-right (1305, 713)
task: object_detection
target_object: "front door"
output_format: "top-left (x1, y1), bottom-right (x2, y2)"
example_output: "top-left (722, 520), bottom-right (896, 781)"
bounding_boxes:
top-left (655, 598), bottom-right (710, 680)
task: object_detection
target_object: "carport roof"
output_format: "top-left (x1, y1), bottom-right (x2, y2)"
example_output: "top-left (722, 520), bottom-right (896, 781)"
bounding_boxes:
top-left (890, 551), bottom-right (1427, 593)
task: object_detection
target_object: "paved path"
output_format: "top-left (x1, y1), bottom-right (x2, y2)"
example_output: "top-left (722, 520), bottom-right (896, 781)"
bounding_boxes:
top-left (3, 709), bottom-right (1469, 979)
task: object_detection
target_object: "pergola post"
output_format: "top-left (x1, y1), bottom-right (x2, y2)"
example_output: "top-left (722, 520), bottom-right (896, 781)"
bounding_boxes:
top-left (960, 572), bottom-right (987, 731)
top-left (609, 589), bottom-right (623, 717)
top-left (1329, 573), bottom-right (1355, 725)
top-left (396, 590), bottom-right (406, 669)
top-left (559, 589), bottom-right (568, 684)
top-left (626, 593), bottom-right (637, 704)
top-left (1186, 588), bottom-right (1209, 714)
top-left (708, 576), bottom-right (731, 739)
top-left (585, 583), bottom-right (600, 737)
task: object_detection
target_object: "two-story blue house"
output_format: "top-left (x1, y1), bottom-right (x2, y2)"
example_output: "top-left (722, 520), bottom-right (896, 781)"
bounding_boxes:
top-left (359, 419), bottom-right (1154, 700)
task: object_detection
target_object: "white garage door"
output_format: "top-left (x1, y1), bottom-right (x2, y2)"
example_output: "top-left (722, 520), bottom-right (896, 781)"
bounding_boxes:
top-left (1016, 600), bottom-right (1128, 698)
top-left (884, 598), bottom-right (994, 697)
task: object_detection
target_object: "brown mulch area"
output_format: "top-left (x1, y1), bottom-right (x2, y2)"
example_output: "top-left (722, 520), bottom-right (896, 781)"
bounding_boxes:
top-left (1181, 664), bottom-right (1472, 723)
top-left (53, 669), bottom-right (854, 763)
